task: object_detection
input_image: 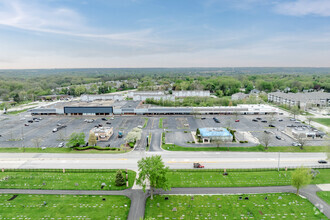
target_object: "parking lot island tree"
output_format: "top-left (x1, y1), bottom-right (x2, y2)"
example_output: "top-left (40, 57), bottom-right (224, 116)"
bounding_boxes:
top-left (296, 134), bottom-right (307, 150)
top-left (291, 166), bottom-right (312, 195)
top-left (260, 132), bottom-right (272, 150)
top-left (136, 155), bottom-right (171, 200)
top-left (88, 132), bottom-right (97, 146)
top-left (291, 106), bottom-right (300, 119)
top-left (125, 127), bottom-right (142, 147)
top-left (66, 132), bottom-right (86, 148)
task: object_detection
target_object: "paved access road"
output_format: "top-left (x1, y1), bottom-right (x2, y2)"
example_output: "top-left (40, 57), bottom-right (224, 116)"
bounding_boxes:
top-left (0, 151), bottom-right (327, 170)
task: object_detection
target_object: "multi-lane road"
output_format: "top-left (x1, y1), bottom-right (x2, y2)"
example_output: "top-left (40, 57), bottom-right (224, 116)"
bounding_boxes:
top-left (0, 151), bottom-right (327, 170)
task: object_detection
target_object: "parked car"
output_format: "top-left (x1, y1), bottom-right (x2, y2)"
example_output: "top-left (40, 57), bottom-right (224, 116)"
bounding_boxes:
top-left (269, 124), bottom-right (275, 127)
top-left (290, 118), bottom-right (296, 121)
top-left (256, 117), bottom-right (262, 120)
top-left (27, 120), bottom-right (33, 123)
top-left (292, 142), bottom-right (302, 147)
top-left (235, 119), bottom-right (240, 122)
top-left (24, 123), bottom-right (29, 126)
top-left (252, 119), bottom-right (258, 122)
top-left (106, 122), bottom-right (111, 125)
top-left (57, 123), bottom-right (62, 126)
top-left (101, 118), bottom-right (107, 121)
top-left (213, 117), bottom-right (220, 123)
top-left (193, 163), bottom-right (204, 168)
top-left (137, 125), bottom-right (143, 129)
top-left (318, 160), bottom-right (328, 164)
top-left (58, 142), bottom-right (64, 148)
top-left (278, 119), bottom-right (283, 122)
top-left (279, 113), bottom-right (284, 115)
top-left (201, 117), bottom-right (206, 120)
top-left (264, 130), bottom-right (271, 134)
top-left (261, 120), bottom-right (267, 123)
top-left (110, 117), bottom-right (115, 120)
top-left (275, 136), bottom-right (282, 140)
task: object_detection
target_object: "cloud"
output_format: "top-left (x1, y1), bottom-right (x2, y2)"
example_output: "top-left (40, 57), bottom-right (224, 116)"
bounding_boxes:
top-left (274, 0), bottom-right (330, 16)
top-left (0, 0), bottom-right (154, 43)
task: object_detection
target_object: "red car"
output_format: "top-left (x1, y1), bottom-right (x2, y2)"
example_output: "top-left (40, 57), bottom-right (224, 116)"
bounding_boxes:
top-left (235, 119), bottom-right (240, 122)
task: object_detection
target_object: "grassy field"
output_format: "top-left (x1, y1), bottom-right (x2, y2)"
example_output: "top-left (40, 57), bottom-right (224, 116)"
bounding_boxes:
top-left (0, 147), bottom-right (133, 153)
top-left (0, 194), bottom-right (130, 219)
top-left (162, 144), bottom-right (329, 152)
top-left (317, 191), bottom-right (330, 205)
top-left (0, 170), bottom-right (136, 190)
top-left (167, 169), bottom-right (330, 187)
top-left (312, 118), bottom-right (330, 127)
top-left (145, 193), bottom-right (326, 219)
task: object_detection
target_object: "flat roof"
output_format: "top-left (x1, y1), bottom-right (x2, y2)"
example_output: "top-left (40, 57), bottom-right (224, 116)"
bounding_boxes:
top-left (199, 127), bottom-right (233, 138)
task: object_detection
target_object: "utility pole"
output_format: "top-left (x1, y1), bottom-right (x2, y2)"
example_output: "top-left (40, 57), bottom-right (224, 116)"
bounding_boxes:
top-left (21, 127), bottom-right (25, 152)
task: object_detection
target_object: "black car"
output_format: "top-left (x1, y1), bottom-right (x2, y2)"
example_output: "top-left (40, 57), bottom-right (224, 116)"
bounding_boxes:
top-left (256, 117), bottom-right (262, 120)
top-left (213, 117), bottom-right (220, 123)
top-left (201, 117), bottom-right (206, 120)
top-left (261, 120), bottom-right (267, 123)
top-left (101, 118), bottom-right (107, 121)
top-left (28, 120), bottom-right (33, 123)
top-left (269, 124), bottom-right (275, 127)
top-left (278, 119), bottom-right (283, 122)
top-left (106, 122), bottom-right (111, 124)
top-left (318, 160), bottom-right (328, 164)
top-left (252, 119), bottom-right (258, 122)
top-left (275, 136), bottom-right (281, 140)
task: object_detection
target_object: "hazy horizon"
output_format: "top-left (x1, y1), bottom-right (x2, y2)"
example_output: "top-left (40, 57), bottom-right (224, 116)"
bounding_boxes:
top-left (1, 0), bottom-right (330, 69)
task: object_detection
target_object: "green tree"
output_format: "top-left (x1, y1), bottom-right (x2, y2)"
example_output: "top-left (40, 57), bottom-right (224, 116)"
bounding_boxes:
top-left (66, 132), bottom-right (85, 147)
top-left (88, 132), bottom-right (97, 146)
top-left (136, 155), bottom-right (170, 200)
top-left (291, 167), bottom-right (312, 195)
top-left (291, 106), bottom-right (300, 119)
top-left (115, 170), bottom-right (126, 186)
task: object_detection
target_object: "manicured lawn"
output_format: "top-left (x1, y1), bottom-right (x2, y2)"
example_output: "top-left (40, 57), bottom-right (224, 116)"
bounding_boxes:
top-left (312, 118), bottom-right (330, 127)
top-left (317, 191), bottom-right (330, 205)
top-left (159, 117), bottom-right (165, 128)
top-left (145, 193), bottom-right (326, 219)
top-left (167, 169), bottom-right (330, 187)
top-left (0, 170), bottom-right (136, 190)
top-left (162, 144), bottom-right (328, 152)
top-left (0, 147), bottom-right (131, 153)
top-left (0, 194), bottom-right (130, 219)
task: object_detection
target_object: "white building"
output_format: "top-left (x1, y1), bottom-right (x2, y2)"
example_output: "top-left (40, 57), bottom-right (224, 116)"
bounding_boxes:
top-left (268, 92), bottom-right (330, 110)
top-left (80, 94), bottom-right (123, 102)
top-left (134, 94), bottom-right (175, 102)
top-left (172, 90), bottom-right (210, 97)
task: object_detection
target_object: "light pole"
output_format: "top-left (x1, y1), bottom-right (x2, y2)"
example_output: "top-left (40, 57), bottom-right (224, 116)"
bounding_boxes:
top-left (277, 151), bottom-right (280, 172)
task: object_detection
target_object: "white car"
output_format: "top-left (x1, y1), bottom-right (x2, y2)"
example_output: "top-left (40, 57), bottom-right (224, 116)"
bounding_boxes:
top-left (58, 142), bottom-right (64, 148)
top-left (292, 142), bottom-right (302, 147)
top-left (137, 125), bottom-right (143, 129)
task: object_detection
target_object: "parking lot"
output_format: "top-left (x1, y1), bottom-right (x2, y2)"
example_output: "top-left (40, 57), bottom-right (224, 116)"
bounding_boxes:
top-left (0, 113), bottom-right (327, 149)
top-left (0, 114), bottom-right (145, 148)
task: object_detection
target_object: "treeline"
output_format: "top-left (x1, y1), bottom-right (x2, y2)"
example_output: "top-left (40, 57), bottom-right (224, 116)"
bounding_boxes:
top-left (0, 68), bottom-right (329, 107)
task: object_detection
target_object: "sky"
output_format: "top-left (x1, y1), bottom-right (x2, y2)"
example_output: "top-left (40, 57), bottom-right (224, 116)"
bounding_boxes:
top-left (0, 0), bottom-right (330, 69)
